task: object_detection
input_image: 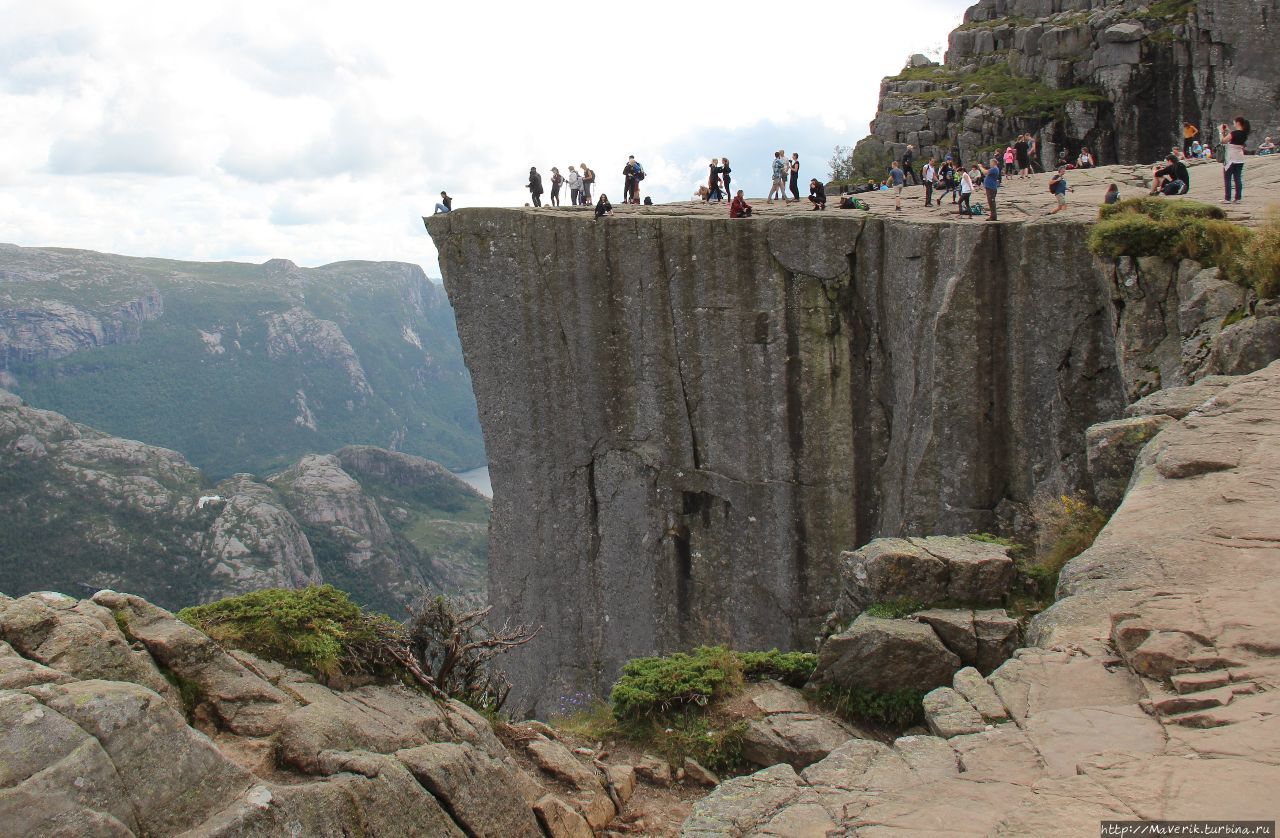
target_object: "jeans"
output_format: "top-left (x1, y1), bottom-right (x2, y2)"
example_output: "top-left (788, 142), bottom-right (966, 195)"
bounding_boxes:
top-left (1224, 163), bottom-right (1243, 201)
top-left (433, 203), bottom-right (449, 214)
top-left (985, 187), bottom-right (998, 219)
top-left (957, 192), bottom-right (971, 214)
top-left (903, 164), bottom-right (917, 185)
top-left (531, 193), bottom-right (541, 207)
top-left (550, 186), bottom-right (560, 207)
top-left (570, 188), bottom-right (580, 206)
top-left (924, 182), bottom-right (934, 206)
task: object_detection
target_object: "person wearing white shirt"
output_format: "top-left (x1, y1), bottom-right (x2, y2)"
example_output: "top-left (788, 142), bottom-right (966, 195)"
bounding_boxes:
top-left (1220, 116), bottom-right (1251, 203)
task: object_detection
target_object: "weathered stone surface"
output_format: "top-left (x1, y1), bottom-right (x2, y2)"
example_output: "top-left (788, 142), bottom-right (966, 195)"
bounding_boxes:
top-left (633, 753), bottom-right (674, 787)
top-left (811, 614), bottom-right (961, 694)
top-left (681, 763), bottom-right (831, 838)
top-left (93, 590), bottom-right (294, 736)
top-left (396, 742), bottom-right (542, 838)
top-left (747, 681), bottom-right (811, 715)
top-left (1086, 415), bottom-right (1176, 512)
top-left (742, 712), bottom-right (858, 770)
top-left (430, 209), bottom-right (1127, 711)
top-left (605, 763), bottom-right (636, 803)
top-left (683, 757), bottom-right (719, 788)
top-left (525, 737), bottom-right (601, 791)
top-left (912, 536), bottom-right (1015, 604)
top-left (951, 666), bottom-right (1009, 723)
top-left (913, 609), bottom-right (978, 664)
top-left (534, 794), bottom-right (594, 838)
top-left (1124, 375), bottom-right (1237, 419)
top-left (0, 639), bottom-right (70, 689)
top-left (1204, 316), bottom-right (1280, 376)
top-left (973, 609), bottom-right (1020, 674)
top-left (922, 687), bottom-right (985, 738)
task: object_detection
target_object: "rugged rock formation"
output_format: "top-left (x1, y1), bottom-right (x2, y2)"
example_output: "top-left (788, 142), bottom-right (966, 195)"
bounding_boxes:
top-left (683, 361), bottom-right (1280, 833)
top-left (0, 243), bottom-right (483, 477)
top-left (430, 208), bottom-right (1129, 712)
top-left (0, 392), bottom-right (488, 612)
top-left (861, 0), bottom-right (1280, 170)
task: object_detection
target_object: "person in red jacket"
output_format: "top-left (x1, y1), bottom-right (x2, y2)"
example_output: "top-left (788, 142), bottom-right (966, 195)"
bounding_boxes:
top-left (729, 190), bottom-right (752, 218)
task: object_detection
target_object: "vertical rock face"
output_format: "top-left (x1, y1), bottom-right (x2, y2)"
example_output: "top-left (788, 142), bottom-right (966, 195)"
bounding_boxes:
top-left (862, 0), bottom-right (1280, 168)
top-left (429, 209), bottom-right (1126, 714)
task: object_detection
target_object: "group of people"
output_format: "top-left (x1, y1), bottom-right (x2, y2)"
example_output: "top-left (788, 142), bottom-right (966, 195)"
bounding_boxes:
top-left (525, 163), bottom-right (598, 208)
top-left (767, 151), bottom-right (802, 203)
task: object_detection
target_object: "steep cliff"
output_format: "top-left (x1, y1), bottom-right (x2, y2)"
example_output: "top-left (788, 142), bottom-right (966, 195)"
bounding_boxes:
top-left (859, 0), bottom-right (1280, 170)
top-left (429, 208), bottom-right (1128, 713)
top-left (0, 244), bottom-right (483, 477)
top-left (0, 391), bottom-right (489, 612)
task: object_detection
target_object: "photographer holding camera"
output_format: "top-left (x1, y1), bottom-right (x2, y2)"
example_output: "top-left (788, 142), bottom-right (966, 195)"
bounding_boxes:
top-left (1219, 116), bottom-right (1251, 204)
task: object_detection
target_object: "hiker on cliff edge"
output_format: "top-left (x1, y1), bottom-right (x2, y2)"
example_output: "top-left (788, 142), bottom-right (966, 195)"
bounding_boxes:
top-left (433, 191), bottom-right (452, 214)
top-left (1220, 116), bottom-right (1251, 204)
top-left (888, 161), bottom-right (906, 212)
top-left (922, 158), bottom-right (937, 207)
top-left (901, 145), bottom-right (918, 186)
top-left (579, 163), bottom-right (594, 204)
top-left (549, 167), bottom-right (563, 207)
top-left (768, 150), bottom-right (786, 203)
top-left (730, 189), bottom-right (752, 218)
top-left (567, 166), bottom-right (583, 206)
top-left (788, 153), bottom-right (801, 201)
top-left (984, 157), bottom-right (1001, 221)
top-left (526, 167), bottom-right (543, 207)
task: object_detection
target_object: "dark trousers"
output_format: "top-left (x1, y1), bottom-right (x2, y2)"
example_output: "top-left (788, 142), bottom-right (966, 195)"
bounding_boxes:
top-left (957, 192), bottom-right (971, 214)
top-left (789, 174), bottom-right (799, 200)
top-left (924, 182), bottom-right (934, 206)
top-left (531, 193), bottom-right (542, 207)
top-left (723, 178), bottom-right (731, 198)
top-left (550, 186), bottom-right (560, 207)
top-left (581, 183), bottom-right (592, 203)
top-left (624, 177), bottom-right (633, 203)
top-left (985, 187), bottom-right (998, 220)
top-left (1184, 137), bottom-right (1195, 156)
top-left (570, 188), bottom-right (580, 205)
top-left (903, 164), bottom-right (917, 185)
top-left (1224, 163), bottom-right (1243, 200)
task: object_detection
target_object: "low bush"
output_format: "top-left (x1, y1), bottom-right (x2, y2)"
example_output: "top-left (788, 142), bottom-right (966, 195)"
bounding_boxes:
top-left (1019, 492), bottom-right (1109, 601)
top-left (1239, 210), bottom-right (1280, 299)
top-left (810, 683), bottom-right (926, 729)
top-left (863, 597), bottom-right (927, 619)
top-left (178, 585), bottom-right (399, 681)
top-left (738, 649), bottom-right (818, 687)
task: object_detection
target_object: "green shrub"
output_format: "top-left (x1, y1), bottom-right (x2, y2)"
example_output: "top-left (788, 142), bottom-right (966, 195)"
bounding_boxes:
top-left (1019, 493), bottom-right (1109, 601)
top-left (886, 60), bottom-right (1105, 117)
top-left (1089, 198), bottom-right (1258, 287)
top-left (966, 532), bottom-right (1014, 547)
top-left (1097, 197), bottom-right (1225, 223)
top-left (737, 650), bottom-right (818, 686)
top-left (178, 585), bottom-right (400, 682)
top-left (810, 683), bottom-right (926, 729)
top-left (610, 646), bottom-right (744, 720)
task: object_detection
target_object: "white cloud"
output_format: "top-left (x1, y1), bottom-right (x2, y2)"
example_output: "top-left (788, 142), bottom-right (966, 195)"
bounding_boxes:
top-left (0, 0), bottom-right (973, 272)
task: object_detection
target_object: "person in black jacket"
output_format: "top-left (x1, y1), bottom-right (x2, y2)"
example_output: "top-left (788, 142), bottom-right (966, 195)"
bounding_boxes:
top-left (808, 178), bottom-right (826, 210)
top-left (721, 158), bottom-right (732, 198)
top-left (902, 145), bottom-right (918, 186)
top-left (788, 153), bottom-right (800, 201)
top-left (1149, 155), bottom-right (1191, 195)
top-left (594, 194), bottom-right (613, 218)
top-left (527, 167), bottom-right (543, 207)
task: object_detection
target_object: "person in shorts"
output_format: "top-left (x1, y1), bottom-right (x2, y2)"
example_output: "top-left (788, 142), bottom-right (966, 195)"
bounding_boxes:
top-left (888, 161), bottom-right (906, 211)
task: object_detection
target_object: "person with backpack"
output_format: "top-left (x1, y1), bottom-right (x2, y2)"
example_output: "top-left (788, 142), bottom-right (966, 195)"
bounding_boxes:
top-left (526, 167), bottom-right (543, 207)
top-left (579, 163), bottom-right (594, 204)
top-left (957, 167), bottom-right (973, 217)
top-left (768, 151), bottom-right (786, 203)
top-left (1149, 154), bottom-right (1191, 196)
top-left (901, 145), bottom-right (918, 186)
top-left (730, 189), bottom-right (752, 218)
top-left (789, 153), bottom-right (800, 201)
top-left (984, 157), bottom-right (1001, 221)
top-left (1048, 168), bottom-right (1072, 214)
top-left (549, 167), bottom-right (564, 207)
top-left (922, 157), bottom-right (937, 207)
top-left (1220, 116), bottom-right (1251, 203)
top-left (566, 166), bottom-right (583, 206)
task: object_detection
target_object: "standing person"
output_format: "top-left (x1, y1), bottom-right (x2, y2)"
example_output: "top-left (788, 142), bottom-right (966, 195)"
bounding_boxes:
top-left (1182, 122), bottom-right (1199, 157)
top-left (1015, 134), bottom-right (1031, 179)
top-left (594, 194), bottom-right (612, 218)
top-left (1028, 134), bottom-right (1042, 173)
top-left (549, 167), bottom-right (563, 207)
top-left (1220, 116), bottom-right (1251, 203)
top-left (721, 157), bottom-right (732, 198)
top-left (902, 145), bottom-right (917, 186)
top-left (629, 157), bottom-right (645, 204)
top-left (768, 150), bottom-right (786, 203)
top-left (808, 178), bottom-right (826, 210)
top-left (708, 159), bottom-right (724, 202)
top-left (526, 167), bottom-right (543, 207)
top-left (789, 152), bottom-right (801, 202)
top-left (922, 157), bottom-right (937, 207)
top-left (1003, 145), bottom-right (1016, 177)
top-left (730, 189), bottom-right (752, 218)
top-left (567, 166), bottom-right (582, 206)
top-left (1048, 168), bottom-right (1072, 214)
top-left (938, 159), bottom-right (955, 204)
top-left (433, 191), bottom-right (452, 214)
top-left (957, 167), bottom-right (973, 217)
top-left (622, 157), bottom-right (636, 205)
top-left (984, 157), bottom-right (1001, 221)
top-left (888, 160), bottom-right (906, 212)
top-left (580, 163), bottom-right (594, 204)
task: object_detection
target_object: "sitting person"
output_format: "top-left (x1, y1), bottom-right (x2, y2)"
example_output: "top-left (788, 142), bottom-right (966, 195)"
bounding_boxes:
top-left (1189, 140), bottom-right (1203, 158)
top-left (729, 190), bottom-right (752, 218)
top-left (1150, 154), bottom-right (1191, 195)
top-left (433, 191), bottom-right (452, 214)
top-left (1077, 147), bottom-right (1095, 169)
top-left (1260, 136), bottom-right (1277, 155)
top-left (808, 178), bottom-right (826, 210)
top-left (1104, 183), bottom-right (1120, 205)
top-left (594, 194), bottom-right (613, 218)
top-left (697, 184), bottom-right (710, 201)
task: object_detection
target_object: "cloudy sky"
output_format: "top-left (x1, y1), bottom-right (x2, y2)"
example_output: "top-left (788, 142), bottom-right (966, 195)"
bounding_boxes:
top-left (0, 0), bottom-right (973, 274)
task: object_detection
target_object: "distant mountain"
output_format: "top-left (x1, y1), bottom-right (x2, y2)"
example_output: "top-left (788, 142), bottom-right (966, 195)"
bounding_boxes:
top-left (0, 388), bottom-right (489, 613)
top-left (0, 243), bottom-right (484, 479)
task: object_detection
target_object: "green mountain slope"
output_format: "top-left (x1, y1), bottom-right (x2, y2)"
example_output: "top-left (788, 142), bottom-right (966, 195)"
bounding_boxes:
top-left (0, 244), bottom-right (483, 478)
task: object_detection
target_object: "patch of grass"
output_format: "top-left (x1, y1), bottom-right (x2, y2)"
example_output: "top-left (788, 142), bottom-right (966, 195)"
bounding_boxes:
top-left (1240, 210), bottom-right (1280, 299)
top-left (1018, 493), bottom-right (1108, 602)
top-left (1137, 0), bottom-right (1197, 22)
top-left (619, 715), bottom-right (750, 777)
top-left (1089, 198), bottom-right (1260, 288)
top-left (738, 650), bottom-right (818, 687)
top-left (887, 59), bottom-right (1106, 117)
top-left (177, 585), bottom-right (400, 682)
top-left (810, 683), bottom-right (926, 729)
top-left (863, 597), bottom-right (927, 619)
top-left (957, 15), bottom-right (1032, 31)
